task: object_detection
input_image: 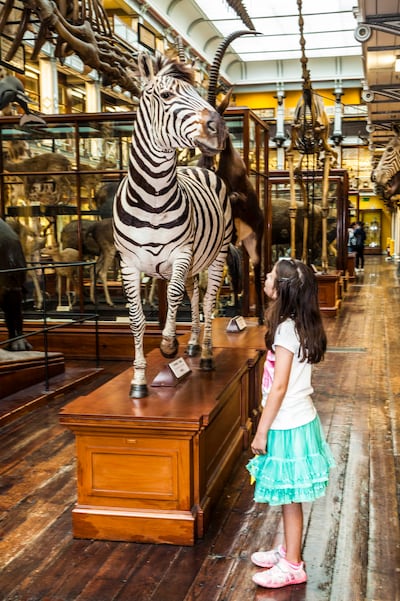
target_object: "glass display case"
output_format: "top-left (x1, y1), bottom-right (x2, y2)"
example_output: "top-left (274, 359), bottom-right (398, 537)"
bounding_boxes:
top-left (0, 108), bottom-right (269, 324)
top-left (342, 146), bottom-right (372, 192)
top-left (360, 209), bottom-right (382, 254)
top-left (267, 169), bottom-right (349, 272)
top-left (0, 112), bottom-right (132, 322)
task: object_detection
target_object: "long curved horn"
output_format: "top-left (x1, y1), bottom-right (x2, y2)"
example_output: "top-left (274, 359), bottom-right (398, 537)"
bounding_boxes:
top-left (207, 30), bottom-right (261, 107)
top-left (177, 36), bottom-right (186, 64)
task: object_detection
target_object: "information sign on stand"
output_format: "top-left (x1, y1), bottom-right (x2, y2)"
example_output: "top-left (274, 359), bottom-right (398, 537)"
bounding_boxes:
top-left (226, 315), bottom-right (247, 333)
top-left (151, 357), bottom-right (191, 388)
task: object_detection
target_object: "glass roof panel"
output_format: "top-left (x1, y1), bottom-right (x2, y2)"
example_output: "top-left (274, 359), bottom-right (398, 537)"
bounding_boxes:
top-left (193, 0), bottom-right (362, 62)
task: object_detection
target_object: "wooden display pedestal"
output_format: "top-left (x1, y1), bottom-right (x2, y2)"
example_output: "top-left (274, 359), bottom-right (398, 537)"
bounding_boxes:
top-left (347, 253), bottom-right (356, 282)
top-left (316, 271), bottom-right (342, 317)
top-left (60, 339), bottom-right (264, 546)
top-left (0, 350), bottom-right (65, 399)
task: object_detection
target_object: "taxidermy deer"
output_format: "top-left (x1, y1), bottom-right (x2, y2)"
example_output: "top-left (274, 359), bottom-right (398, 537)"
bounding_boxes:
top-left (46, 246), bottom-right (80, 310)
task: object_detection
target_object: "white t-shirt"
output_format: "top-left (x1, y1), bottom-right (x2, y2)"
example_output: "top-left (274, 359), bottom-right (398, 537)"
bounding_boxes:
top-left (261, 318), bottom-right (316, 430)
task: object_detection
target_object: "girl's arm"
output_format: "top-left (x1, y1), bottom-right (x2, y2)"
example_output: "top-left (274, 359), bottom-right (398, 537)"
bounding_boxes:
top-left (250, 345), bottom-right (294, 455)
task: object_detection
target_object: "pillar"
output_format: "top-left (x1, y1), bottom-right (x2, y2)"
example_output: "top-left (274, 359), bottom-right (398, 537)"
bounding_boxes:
top-left (85, 80), bottom-right (102, 159)
top-left (39, 58), bottom-right (59, 114)
top-left (85, 80), bottom-right (101, 113)
top-left (274, 84), bottom-right (286, 169)
top-left (332, 84), bottom-right (343, 165)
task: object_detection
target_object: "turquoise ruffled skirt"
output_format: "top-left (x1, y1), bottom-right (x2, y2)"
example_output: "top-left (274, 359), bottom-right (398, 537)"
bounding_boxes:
top-left (246, 415), bottom-right (335, 506)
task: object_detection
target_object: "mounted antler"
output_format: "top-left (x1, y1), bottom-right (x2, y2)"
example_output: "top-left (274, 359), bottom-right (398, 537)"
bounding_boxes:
top-left (207, 30), bottom-right (261, 108)
top-left (176, 36), bottom-right (186, 64)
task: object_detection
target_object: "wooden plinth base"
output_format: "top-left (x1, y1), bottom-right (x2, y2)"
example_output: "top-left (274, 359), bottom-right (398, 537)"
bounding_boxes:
top-left (72, 505), bottom-right (197, 546)
top-left (0, 365), bottom-right (102, 427)
top-left (60, 341), bottom-right (264, 546)
top-left (0, 350), bottom-right (65, 399)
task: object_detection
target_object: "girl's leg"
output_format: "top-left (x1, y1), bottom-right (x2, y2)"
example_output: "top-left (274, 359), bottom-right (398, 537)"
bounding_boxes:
top-left (282, 503), bottom-right (303, 564)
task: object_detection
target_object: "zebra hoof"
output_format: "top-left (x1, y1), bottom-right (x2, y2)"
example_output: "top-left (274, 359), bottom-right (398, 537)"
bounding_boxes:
top-left (130, 384), bottom-right (148, 398)
top-left (160, 337), bottom-right (179, 358)
top-left (200, 358), bottom-right (214, 371)
top-left (186, 344), bottom-right (201, 357)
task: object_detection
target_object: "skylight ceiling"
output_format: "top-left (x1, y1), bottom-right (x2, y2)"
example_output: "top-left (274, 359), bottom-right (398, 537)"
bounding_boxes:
top-left (193, 0), bottom-right (362, 61)
top-left (143, 1), bottom-right (363, 88)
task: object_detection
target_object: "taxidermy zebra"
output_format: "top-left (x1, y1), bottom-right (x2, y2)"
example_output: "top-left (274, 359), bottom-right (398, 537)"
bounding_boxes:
top-left (113, 54), bottom-right (233, 398)
top-left (371, 125), bottom-right (400, 201)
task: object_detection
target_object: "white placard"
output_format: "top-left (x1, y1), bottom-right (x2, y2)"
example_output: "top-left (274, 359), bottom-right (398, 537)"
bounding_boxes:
top-left (168, 357), bottom-right (191, 379)
top-left (226, 315), bottom-right (247, 332)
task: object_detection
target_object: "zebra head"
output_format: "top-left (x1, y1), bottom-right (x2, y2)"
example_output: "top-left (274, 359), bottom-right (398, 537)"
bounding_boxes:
top-left (137, 54), bottom-right (226, 156)
top-left (371, 128), bottom-right (400, 198)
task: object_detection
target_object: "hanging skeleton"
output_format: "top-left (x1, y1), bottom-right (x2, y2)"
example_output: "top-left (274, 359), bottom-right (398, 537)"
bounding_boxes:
top-left (286, 0), bottom-right (336, 270)
top-left (0, 0), bottom-right (141, 97)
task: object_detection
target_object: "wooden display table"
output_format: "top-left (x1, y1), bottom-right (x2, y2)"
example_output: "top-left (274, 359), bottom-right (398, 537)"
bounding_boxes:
top-left (60, 341), bottom-right (264, 546)
top-left (210, 317), bottom-right (267, 350)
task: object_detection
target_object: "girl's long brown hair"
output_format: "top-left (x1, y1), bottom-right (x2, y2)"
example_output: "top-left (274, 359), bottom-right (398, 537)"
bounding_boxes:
top-left (265, 259), bottom-right (327, 364)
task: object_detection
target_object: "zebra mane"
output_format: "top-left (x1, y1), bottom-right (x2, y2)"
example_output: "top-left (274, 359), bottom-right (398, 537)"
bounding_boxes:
top-left (152, 55), bottom-right (195, 85)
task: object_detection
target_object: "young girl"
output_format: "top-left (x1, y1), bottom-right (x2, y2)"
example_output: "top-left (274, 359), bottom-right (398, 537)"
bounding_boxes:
top-left (247, 258), bottom-right (335, 589)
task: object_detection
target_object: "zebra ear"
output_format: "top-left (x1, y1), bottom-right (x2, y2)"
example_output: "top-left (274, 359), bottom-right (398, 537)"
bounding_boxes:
top-left (138, 53), bottom-right (155, 82)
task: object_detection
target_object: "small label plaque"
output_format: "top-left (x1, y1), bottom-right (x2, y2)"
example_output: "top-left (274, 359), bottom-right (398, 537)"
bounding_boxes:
top-left (226, 315), bottom-right (247, 332)
top-left (151, 357), bottom-right (191, 388)
top-left (168, 357), bottom-right (191, 379)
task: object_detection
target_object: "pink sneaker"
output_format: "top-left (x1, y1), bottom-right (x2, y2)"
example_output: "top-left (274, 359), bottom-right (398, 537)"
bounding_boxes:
top-left (251, 544), bottom-right (286, 568)
top-left (252, 557), bottom-right (307, 588)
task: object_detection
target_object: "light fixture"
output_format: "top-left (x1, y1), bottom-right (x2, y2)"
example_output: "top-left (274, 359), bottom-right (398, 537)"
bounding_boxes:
top-left (395, 56), bottom-right (400, 72)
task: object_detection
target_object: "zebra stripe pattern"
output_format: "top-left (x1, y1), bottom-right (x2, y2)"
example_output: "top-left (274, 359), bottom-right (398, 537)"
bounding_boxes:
top-left (113, 54), bottom-right (233, 398)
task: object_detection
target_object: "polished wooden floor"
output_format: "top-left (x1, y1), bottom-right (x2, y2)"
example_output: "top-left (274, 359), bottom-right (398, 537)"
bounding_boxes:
top-left (0, 256), bottom-right (399, 601)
